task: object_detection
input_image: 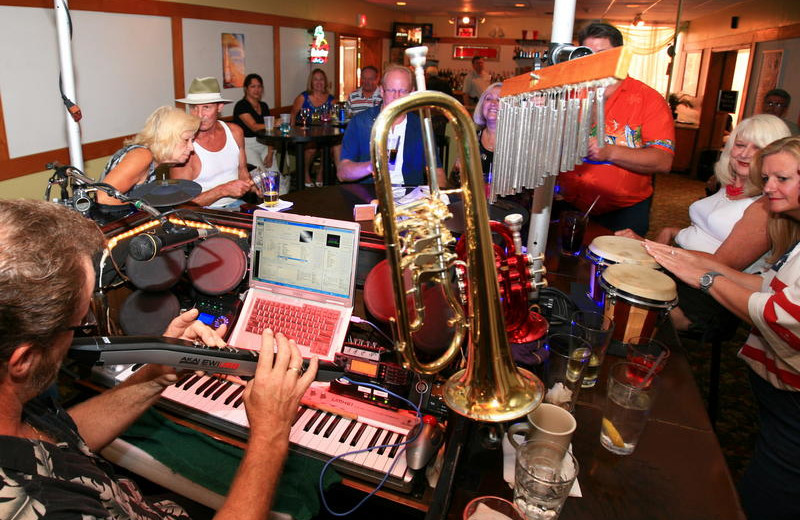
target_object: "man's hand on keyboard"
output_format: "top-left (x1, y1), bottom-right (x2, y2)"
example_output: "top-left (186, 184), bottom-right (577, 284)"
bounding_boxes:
top-left (244, 328), bottom-right (318, 443)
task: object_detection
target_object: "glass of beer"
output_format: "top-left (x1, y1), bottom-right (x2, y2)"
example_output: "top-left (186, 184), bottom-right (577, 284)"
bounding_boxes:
top-left (249, 167), bottom-right (279, 206)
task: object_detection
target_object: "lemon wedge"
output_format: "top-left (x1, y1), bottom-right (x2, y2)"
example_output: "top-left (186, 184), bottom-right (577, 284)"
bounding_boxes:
top-left (602, 418), bottom-right (625, 448)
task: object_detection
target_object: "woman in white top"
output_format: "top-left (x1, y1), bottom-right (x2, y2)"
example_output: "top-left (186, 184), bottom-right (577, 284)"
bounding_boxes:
top-left (617, 114), bottom-right (790, 331)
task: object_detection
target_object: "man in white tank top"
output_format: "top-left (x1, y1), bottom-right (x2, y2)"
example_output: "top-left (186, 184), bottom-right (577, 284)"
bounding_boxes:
top-left (170, 77), bottom-right (252, 208)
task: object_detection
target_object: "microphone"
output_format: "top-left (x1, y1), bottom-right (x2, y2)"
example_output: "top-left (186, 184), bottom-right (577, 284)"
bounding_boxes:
top-left (129, 225), bottom-right (220, 261)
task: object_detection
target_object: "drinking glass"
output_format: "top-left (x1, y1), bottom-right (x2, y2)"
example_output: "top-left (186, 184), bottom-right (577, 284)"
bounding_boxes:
top-left (601, 362), bottom-right (659, 455)
top-left (625, 336), bottom-right (670, 387)
top-left (542, 334), bottom-right (592, 412)
top-left (514, 440), bottom-right (578, 520)
top-left (559, 211), bottom-right (587, 256)
top-left (570, 310), bottom-right (615, 389)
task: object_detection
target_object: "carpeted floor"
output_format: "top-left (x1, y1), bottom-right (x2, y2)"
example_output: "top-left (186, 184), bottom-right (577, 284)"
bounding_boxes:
top-left (649, 171), bottom-right (759, 482)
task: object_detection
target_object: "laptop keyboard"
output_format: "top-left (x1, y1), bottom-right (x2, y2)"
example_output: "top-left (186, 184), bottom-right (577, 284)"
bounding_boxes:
top-left (245, 297), bottom-right (340, 355)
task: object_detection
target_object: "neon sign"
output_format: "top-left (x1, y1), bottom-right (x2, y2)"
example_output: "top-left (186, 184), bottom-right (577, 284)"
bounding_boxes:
top-left (309, 25), bottom-right (329, 64)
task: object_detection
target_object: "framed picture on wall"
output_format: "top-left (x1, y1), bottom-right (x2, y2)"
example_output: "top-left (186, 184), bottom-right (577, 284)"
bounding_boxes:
top-left (453, 45), bottom-right (498, 61)
top-left (754, 49), bottom-right (783, 110)
top-left (222, 33), bottom-right (245, 88)
top-left (681, 50), bottom-right (701, 97)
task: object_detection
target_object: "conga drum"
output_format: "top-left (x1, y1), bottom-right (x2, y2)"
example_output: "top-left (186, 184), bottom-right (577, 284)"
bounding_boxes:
top-left (585, 236), bottom-right (660, 305)
top-left (598, 264), bottom-right (677, 343)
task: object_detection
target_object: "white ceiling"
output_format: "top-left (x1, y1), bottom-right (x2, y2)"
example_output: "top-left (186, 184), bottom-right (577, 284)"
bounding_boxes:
top-left (364, 0), bottom-right (743, 25)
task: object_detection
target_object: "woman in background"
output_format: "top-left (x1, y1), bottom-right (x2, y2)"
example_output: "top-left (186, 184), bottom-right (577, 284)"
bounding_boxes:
top-left (617, 114), bottom-right (790, 332)
top-left (290, 68), bottom-right (335, 187)
top-left (98, 106), bottom-right (199, 206)
top-left (232, 73), bottom-right (274, 170)
top-left (472, 82), bottom-right (502, 178)
top-left (644, 135), bottom-right (800, 520)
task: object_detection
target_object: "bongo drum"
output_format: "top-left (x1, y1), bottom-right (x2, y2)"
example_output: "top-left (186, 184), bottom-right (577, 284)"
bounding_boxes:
top-left (125, 248), bottom-right (186, 291)
top-left (187, 236), bottom-right (248, 296)
top-left (585, 235), bottom-right (660, 305)
top-left (598, 264), bottom-right (677, 343)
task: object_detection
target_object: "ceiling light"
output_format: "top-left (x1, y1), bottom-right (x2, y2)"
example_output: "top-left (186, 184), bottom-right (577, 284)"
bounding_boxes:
top-left (515, 3), bottom-right (526, 6)
top-left (462, 15), bottom-right (471, 24)
top-left (396, 1), bottom-right (406, 5)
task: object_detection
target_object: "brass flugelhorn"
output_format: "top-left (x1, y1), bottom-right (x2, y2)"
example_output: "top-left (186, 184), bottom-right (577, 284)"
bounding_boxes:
top-left (370, 47), bottom-right (543, 422)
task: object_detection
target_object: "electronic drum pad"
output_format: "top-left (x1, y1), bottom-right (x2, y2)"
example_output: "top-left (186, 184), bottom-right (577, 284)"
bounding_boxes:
top-left (129, 179), bottom-right (202, 207)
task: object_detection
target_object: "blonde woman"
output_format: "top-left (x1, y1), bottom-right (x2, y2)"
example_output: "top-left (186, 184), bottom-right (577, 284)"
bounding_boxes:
top-left (644, 136), bottom-right (800, 520)
top-left (98, 106), bottom-right (199, 205)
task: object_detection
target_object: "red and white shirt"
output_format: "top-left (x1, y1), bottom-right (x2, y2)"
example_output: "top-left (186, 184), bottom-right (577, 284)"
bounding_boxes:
top-left (742, 242), bottom-right (800, 391)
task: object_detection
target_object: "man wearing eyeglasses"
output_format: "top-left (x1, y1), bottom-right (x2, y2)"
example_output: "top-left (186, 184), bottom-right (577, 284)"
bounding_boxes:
top-left (338, 64), bottom-right (445, 187)
top-left (0, 200), bottom-right (316, 519)
top-left (762, 88), bottom-right (800, 135)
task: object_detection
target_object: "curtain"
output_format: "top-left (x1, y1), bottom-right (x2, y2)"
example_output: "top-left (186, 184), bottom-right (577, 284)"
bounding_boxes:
top-left (615, 24), bottom-right (675, 97)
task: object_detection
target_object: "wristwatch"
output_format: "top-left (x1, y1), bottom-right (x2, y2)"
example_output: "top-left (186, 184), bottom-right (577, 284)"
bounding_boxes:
top-left (700, 271), bottom-right (723, 293)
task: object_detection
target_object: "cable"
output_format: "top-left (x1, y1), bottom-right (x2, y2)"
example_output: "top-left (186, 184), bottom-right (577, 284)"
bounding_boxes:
top-left (349, 316), bottom-right (394, 346)
top-left (318, 377), bottom-right (422, 517)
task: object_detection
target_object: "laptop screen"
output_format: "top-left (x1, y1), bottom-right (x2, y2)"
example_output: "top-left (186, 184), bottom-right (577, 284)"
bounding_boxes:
top-left (251, 213), bottom-right (358, 300)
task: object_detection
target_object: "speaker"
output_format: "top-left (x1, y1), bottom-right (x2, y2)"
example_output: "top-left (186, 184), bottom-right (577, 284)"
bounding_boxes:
top-left (731, 16), bottom-right (739, 29)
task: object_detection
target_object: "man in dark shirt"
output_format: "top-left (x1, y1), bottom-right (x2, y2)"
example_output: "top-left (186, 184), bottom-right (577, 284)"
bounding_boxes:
top-left (0, 199), bottom-right (317, 519)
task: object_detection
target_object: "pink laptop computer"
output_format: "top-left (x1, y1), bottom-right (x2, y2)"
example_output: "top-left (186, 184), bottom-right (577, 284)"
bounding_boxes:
top-left (227, 209), bottom-right (361, 362)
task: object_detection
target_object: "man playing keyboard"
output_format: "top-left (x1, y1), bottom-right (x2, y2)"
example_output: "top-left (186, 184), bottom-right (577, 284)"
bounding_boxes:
top-left (0, 199), bottom-right (318, 520)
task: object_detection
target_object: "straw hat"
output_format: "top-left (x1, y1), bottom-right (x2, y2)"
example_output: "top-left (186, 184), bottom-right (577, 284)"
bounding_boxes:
top-left (177, 77), bottom-right (231, 104)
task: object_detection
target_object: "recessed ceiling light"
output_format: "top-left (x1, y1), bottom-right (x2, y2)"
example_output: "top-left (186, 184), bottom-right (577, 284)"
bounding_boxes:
top-left (396, 1), bottom-right (406, 5)
top-left (515, 2), bottom-right (527, 6)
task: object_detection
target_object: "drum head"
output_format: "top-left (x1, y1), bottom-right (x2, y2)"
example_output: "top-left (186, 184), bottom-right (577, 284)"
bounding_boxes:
top-left (587, 235), bottom-right (659, 268)
top-left (601, 264), bottom-right (677, 303)
top-left (187, 236), bottom-right (248, 295)
top-left (126, 248), bottom-right (186, 291)
top-left (364, 259), bottom-right (455, 356)
top-left (119, 290), bottom-right (180, 335)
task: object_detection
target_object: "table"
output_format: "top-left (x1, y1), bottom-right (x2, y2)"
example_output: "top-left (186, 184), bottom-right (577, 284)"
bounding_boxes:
top-left (95, 190), bottom-right (745, 519)
top-left (281, 186), bottom-right (745, 519)
top-left (257, 125), bottom-right (344, 191)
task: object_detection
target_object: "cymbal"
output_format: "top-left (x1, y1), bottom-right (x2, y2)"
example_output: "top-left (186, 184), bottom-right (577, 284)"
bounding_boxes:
top-left (129, 179), bottom-right (202, 207)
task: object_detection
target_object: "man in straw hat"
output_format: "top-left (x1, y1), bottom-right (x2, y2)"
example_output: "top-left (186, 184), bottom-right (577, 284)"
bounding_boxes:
top-left (170, 77), bottom-right (253, 209)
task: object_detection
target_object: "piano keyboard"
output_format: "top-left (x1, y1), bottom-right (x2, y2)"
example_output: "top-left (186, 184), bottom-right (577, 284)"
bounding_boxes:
top-left (103, 365), bottom-right (417, 492)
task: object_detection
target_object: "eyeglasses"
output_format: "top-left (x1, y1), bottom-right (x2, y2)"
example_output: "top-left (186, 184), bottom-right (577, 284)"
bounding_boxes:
top-left (63, 308), bottom-right (98, 334)
top-left (383, 89), bottom-right (410, 96)
top-left (766, 101), bottom-right (786, 108)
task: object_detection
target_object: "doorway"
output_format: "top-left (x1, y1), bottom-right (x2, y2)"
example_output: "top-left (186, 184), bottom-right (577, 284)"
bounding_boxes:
top-left (339, 36), bottom-right (359, 101)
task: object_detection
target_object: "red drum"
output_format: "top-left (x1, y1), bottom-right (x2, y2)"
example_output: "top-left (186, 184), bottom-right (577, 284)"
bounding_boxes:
top-left (585, 235), bottom-right (660, 305)
top-left (598, 264), bottom-right (677, 343)
top-left (126, 248), bottom-right (186, 291)
top-left (187, 237), bottom-right (248, 295)
top-left (119, 290), bottom-right (180, 336)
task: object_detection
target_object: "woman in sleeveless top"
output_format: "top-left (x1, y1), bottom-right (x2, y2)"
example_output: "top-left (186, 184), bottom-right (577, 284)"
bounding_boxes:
top-left (617, 114), bottom-right (790, 333)
top-left (232, 73), bottom-right (275, 169)
top-left (98, 106), bottom-right (199, 206)
top-left (290, 68), bottom-right (336, 187)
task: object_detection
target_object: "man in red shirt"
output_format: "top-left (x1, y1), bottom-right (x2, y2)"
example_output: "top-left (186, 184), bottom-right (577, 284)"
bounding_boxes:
top-left (557, 23), bottom-right (674, 236)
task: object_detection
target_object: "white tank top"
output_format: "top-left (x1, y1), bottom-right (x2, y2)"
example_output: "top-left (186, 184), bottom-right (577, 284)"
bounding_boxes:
top-left (675, 189), bottom-right (768, 273)
top-left (193, 121), bottom-right (240, 208)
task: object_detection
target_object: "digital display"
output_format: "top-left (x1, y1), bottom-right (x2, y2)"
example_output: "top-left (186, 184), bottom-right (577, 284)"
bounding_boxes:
top-left (349, 359), bottom-right (379, 378)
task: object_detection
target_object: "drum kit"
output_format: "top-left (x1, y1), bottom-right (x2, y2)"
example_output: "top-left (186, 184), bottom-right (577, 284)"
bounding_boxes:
top-left (109, 179), bottom-right (250, 335)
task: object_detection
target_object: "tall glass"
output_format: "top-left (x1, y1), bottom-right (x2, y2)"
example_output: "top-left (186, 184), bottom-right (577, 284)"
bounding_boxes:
top-left (570, 310), bottom-right (615, 389)
top-left (600, 362), bottom-right (659, 455)
top-left (542, 334), bottom-right (592, 412)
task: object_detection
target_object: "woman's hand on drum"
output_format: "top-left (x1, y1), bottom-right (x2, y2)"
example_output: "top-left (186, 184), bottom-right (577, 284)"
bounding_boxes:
top-left (644, 241), bottom-right (711, 289)
top-left (614, 228), bottom-right (644, 241)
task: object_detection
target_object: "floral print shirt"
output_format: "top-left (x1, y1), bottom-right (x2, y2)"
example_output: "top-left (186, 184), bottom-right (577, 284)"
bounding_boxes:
top-left (0, 394), bottom-right (190, 520)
